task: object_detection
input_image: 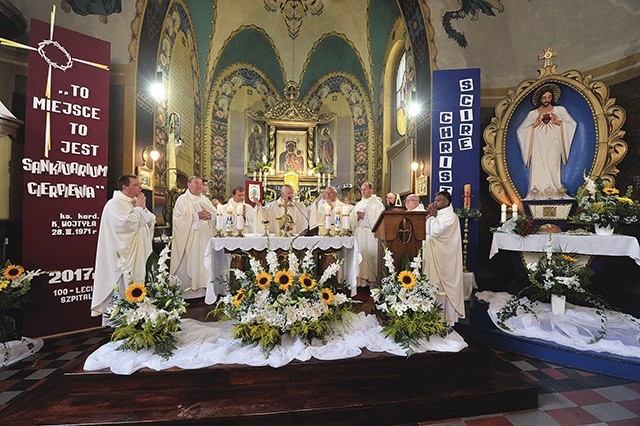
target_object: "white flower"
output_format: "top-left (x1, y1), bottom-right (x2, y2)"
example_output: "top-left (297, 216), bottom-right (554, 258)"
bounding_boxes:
top-left (232, 269), bottom-right (247, 282)
top-left (584, 176), bottom-right (597, 195)
top-left (383, 248), bottom-right (396, 274)
top-left (266, 250), bottom-right (279, 274)
top-left (332, 292), bottom-right (347, 305)
top-left (287, 252), bottom-right (299, 276)
top-left (318, 260), bottom-right (342, 284)
top-left (302, 249), bottom-right (315, 272)
top-left (249, 257), bottom-right (263, 274)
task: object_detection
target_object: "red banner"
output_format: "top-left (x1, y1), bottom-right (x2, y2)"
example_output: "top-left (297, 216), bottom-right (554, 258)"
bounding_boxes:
top-left (21, 19), bottom-right (110, 336)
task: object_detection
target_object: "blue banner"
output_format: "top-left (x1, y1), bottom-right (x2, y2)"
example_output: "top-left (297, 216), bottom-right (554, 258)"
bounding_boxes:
top-left (431, 69), bottom-right (481, 271)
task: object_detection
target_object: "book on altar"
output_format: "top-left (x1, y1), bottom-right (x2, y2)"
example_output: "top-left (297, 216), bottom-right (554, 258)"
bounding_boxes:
top-left (298, 225), bottom-right (319, 237)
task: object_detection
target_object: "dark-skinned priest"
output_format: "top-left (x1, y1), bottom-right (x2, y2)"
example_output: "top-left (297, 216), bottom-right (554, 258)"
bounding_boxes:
top-left (422, 190), bottom-right (464, 324)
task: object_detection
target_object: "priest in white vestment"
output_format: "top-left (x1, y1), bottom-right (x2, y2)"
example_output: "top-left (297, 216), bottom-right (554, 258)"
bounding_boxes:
top-left (170, 176), bottom-right (217, 298)
top-left (350, 181), bottom-right (384, 288)
top-left (405, 193), bottom-right (425, 211)
top-left (516, 84), bottom-right (577, 200)
top-left (309, 185), bottom-right (346, 233)
top-left (422, 191), bottom-right (464, 324)
top-left (224, 186), bottom-right (258, 234)
top-left (261, 184), bottom-right (309, 234)
top-left (91, 175), bottom-right (155, 321)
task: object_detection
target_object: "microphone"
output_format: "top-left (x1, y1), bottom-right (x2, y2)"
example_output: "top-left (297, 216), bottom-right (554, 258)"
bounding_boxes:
top-left (290, 197), bottom-right (311, 235)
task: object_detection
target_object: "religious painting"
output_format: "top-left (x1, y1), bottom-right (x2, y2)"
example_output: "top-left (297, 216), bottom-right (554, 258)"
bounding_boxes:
top-left (244, 115), bottom-right (268, 174)
top-left (276, 129), bottom-right (307, 174)
top-left (245, 180), bottom-right (263, 207)
top-left (482, 49), bottom-right (628, 214)
top-left (137, 165), bottom-right (153, 190)
top-left (315, 120), bottom-right (337, 176)
top-left (415, 175), bottom-right (428, 197)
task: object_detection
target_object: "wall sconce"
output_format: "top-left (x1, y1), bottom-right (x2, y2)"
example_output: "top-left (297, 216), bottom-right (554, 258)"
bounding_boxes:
top-left (410, 161), bottom-right (419, 172)
top-left (142, 145), bottom-right (160, 168)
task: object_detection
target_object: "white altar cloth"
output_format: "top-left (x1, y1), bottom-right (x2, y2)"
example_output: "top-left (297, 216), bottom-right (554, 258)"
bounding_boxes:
top-left (83, 313), bottom-right (468, 375)
top-left (204, 235), bottom-right (362, 304)
top-left (490, 232), bottom-right (640, 266)
top-left (477, 291), bottom-right (640, 359)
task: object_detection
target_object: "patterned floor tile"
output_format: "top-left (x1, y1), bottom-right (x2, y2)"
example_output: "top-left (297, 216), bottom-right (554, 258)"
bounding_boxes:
top-left (582, 401), bottom-right (638, 422)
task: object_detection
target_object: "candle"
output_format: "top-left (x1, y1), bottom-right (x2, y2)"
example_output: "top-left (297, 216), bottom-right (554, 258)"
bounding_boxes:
top-left (264, 170), bottom-right (268, 187)
top-left (236, 204), bottom-right (244, 231)
top-left (317, 173), bottom-right (321, 189)
top-left (512, 203), bottom-right (518, 219)
top-left (253, 170), bottom-right (257, 181)
top-left (334, 206), bottom-right (342, 229)
top-left (342, 205), bottom-right (351, 230)
top-left (464, 184), bottom-right (471, 209)
top-left (324, 207), bottom-right (331, 230)
top-left (500, 204), bottom-right (507, 223)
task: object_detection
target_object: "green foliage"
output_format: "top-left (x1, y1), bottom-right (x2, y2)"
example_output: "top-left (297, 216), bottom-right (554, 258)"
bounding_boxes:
top-left (382, 308), bottom-right (452, 356)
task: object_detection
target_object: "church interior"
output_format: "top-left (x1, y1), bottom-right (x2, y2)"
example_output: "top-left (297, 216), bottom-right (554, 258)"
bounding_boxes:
top-left (1, 0), bottom-right (640, 424)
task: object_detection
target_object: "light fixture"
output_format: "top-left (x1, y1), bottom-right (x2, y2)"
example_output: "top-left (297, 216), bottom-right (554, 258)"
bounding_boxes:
top-left (150, 70), bottom-right (165, 102)
top-left (407, 101), bottom-right (421, 118)
top-left (149, 148), bottom-right (161, 162)
top-left (411, 161), bottom-right (419, 172)
top-left (142, 145), bottom-right (161, 167)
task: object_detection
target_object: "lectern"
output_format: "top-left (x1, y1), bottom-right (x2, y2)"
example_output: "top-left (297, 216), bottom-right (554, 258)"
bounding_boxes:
top-left (372, 209), bottom-right (429, 270)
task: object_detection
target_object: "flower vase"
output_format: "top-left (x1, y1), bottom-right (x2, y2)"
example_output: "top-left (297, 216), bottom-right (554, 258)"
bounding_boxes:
top-left (594, 225), bottom-right (614, 236)
top-left (550, 294), bottom-right (566, 315)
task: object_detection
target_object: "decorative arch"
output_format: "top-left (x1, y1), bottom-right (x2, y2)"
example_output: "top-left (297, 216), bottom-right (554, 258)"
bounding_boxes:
top-left (208, 25), bottom-right (286, 95)
top-left (150, 0), bottom-right (202, 219)
top-left (304, 72), bottom-right (374, 188)
top-left (203, 63), bottom-right (281, 197)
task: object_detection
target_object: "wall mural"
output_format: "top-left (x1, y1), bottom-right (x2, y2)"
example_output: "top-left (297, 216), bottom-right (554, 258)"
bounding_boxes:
top-left (206, 65), bottom-right (280, 197)
top-left (263, 0), bottom-right (325, 39)
top-left (305, 72), bottom-right (373, 189)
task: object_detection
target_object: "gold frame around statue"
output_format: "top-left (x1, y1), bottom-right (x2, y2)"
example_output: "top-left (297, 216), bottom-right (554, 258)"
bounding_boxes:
top-left (482, 47), bottom-right (627, 211)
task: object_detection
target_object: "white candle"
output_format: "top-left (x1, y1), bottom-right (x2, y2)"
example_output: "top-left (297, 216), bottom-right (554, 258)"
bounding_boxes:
top-left (512, 203), bottom-right (518, 219)
top-left (263, 170), bottom-right (268, 187)
top-left (500, 204), bottom-right (507, 223)
top-left (324, 204), bottom-right (331, 229)
top-left (342, 205), bottom-right (350, 230)
top-left (253, 170), bottom-right (257, 181)
top-left (334, 206), bottom-right (342, 229)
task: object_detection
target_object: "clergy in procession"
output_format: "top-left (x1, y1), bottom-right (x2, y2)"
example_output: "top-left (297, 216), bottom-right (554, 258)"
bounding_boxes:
top-left (223, 186), bottom-right (257, 234)
top-left (262, 184), bottom-right (309, 234)
top-left (405, 193), bottom-right (425, 211)
top-left (170, 175), bottom-right (217, 298)
top-left (422, 191), bottom-right (464, 324)
top-left (350, 181), bottom-right (385, 288)
top-left (91, 175), bottom-right (156, 323)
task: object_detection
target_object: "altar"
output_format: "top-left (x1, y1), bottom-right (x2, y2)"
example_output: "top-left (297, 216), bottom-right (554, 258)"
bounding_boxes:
top-left (204, 235), bottom-right (362, 304)
top-left (490, 232), bottom-right (640, 266)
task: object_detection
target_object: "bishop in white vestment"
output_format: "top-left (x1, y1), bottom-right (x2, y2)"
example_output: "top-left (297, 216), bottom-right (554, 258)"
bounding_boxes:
top-left (350, 181), bottom-right (384, 287)
top-left (422, 191), bottom-right (464, 324)
top-left (91, 175), bottom-right (155, 320)
top-left (262, 184), bottom-right (309, 234)
top-left (170, 176), bottom-right (217, 298)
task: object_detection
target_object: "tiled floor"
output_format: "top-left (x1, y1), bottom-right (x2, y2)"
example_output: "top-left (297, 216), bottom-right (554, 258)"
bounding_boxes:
top-left (1, 317), bottom-right (638, 424)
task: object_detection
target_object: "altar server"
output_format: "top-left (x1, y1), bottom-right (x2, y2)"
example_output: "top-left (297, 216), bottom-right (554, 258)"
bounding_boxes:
top-left (351, 181), bottom-right (385, 288)
top-left (91, 175), bottom-right (155, 322)
top-left (170, 175), bottom-right (217, 298)
top-left (422, 191), bottom-right (464, 324)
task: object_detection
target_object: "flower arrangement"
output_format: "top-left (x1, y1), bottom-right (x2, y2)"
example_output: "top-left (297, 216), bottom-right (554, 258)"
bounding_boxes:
top-left (371, 248), bottom-right (452, 355)
top-left (496, 235), bottom-right (610, 343)
top-left (217, 245), bottom-right (354, 354)
top-left (569, 176), bottom-right (639, 230)
top-left (455, 207), bottom-right (482, 219)
top-left (108, 244), bottom-right (188, 359)
top-left (0, 261), bottom-right (44, 341)
top-left (494, 215), bottom-right (538, 236)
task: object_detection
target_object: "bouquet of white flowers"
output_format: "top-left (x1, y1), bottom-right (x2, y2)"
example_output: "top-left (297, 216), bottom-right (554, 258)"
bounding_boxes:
top-left (218, 245), bottom-right (354, 354)
top-left (372, 248), bottom-right (451, 355)
top-left (108, 244), bottom-right (188, 359)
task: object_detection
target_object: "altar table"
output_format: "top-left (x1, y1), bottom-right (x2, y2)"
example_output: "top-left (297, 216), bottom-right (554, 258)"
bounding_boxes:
top-left (204, 235), bottom-right (362, 304)
top-left (490, 232), bottom-right (640, 266)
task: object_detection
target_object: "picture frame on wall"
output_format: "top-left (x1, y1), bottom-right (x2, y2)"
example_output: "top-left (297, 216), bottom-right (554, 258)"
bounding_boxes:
top-left (245, 180), bottom-right (263, 207)
top-left (137, 165), bottom-right (153, 190)
top-left (276, 129), bottom-right (308, 174)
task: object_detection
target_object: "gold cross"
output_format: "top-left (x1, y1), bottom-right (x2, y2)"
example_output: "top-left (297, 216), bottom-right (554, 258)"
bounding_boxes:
top-left (538, 47), bottom-right (558, 68)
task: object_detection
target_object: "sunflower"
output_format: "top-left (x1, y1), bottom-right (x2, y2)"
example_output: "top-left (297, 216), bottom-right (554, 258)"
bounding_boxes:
top-left (603, 187), bottom-right (620, 195)
top-left (275, 270), bottom-right (293, 290)
top-left (320, 288), bottom-right (334, 305)
top-left (124, 282), bottom-right (147, 303)
top-left (233, 289), bottom-right (246, 307)
top-left (256, 272), bottom-right (272, 289)
top-left (298, 273), bottom-right (316, 291)
top-left (3, 264), bottom-right (24, 280)
top-left (0, 280), bottom-right (9, 291)
top-left (561, 254), bottom-right (577, 263)
top-left (398, 270), bottom-right (416, 289)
